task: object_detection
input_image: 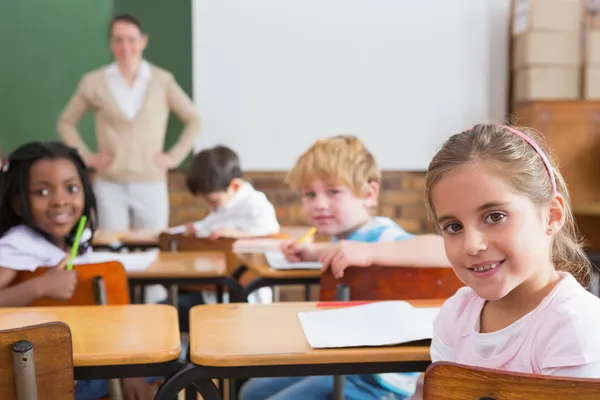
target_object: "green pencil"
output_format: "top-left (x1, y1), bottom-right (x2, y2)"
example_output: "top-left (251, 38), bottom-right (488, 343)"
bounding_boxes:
top-left (67, 215), bottom-right (87, 271)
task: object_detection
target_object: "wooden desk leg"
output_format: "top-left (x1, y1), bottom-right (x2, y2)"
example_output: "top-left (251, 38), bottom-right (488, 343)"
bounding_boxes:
top-left (185, 386), bottom-right (196, 400)
top-left (93, 277), bottom-right (124, 400)
top-left (333, 284), bottom-right (350, 400)
top-left (217, 284), bottom-right (224, 304)
top-left (228, 379), bottom-right (237, 400)
top-left (169, 284), bottom-right (179, 308)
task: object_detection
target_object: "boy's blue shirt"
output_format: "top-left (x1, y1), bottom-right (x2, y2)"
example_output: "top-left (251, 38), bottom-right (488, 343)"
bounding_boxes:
top-left (332, 216), bottom-right (420, 397)
top-left (333, 216), bottom-right (414, 244)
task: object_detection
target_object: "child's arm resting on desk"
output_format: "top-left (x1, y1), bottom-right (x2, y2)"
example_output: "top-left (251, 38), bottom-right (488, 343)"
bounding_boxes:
top-left (281, 240), bottom-right (335, 262)
top-left (0, 258), bottom-right (78, 307)
top-left (321, 234), bottom-right (450, 278)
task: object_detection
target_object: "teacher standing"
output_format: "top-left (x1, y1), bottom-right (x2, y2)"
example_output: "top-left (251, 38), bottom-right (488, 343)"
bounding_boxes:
top-left (58, 14), bottom-right (201, 231)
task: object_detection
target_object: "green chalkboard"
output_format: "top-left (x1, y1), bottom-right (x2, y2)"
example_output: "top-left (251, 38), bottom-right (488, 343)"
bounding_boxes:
top-left (113, 0), bottom-right (194, 167)
top-left (0, 0), bottom-right (112, 155)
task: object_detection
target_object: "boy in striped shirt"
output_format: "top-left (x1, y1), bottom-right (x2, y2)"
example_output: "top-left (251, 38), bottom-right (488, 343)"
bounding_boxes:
top-left (240, 135), bottom-right (449, 400)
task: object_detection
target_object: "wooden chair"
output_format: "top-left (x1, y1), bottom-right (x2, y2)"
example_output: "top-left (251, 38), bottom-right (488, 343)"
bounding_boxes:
top-left (13, 262), bottom-right (131, 399)
top-left (424, 361), bottom-right (600, 399)
top-left (0, 321), bottom-right (75, 399)
top-left (319, 265), bottom-right (464, 301)
top-left (12, 261), bottom-right (131, 306)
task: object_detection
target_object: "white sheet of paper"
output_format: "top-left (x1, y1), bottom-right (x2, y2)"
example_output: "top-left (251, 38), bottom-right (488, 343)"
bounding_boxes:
top-left (298, 301), bottom-right (440, 349)
top-left (264, 251), bottom-right (322, 270)
top-left (233, 239), bottom-right (283, 253)
top-left (86, 250), bottom-right (159, 272)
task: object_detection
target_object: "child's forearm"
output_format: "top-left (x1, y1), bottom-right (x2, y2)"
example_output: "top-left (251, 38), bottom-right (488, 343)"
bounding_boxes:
top-left (370, 235), bottom-right (451, 267)
top-left (0, 279), bottom-right (44, 307)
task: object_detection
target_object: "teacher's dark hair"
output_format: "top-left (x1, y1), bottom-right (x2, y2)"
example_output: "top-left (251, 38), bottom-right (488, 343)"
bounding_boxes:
top-left (109, 14), bottom-right (144, 37)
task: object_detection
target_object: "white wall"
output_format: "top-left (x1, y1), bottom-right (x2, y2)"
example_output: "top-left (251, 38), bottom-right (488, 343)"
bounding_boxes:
top-left (191, 0), bottom-right (511, 171)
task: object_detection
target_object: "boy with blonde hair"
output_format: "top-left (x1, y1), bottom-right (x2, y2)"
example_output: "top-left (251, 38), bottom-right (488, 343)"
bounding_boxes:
top-left (239, 135), bottom-right (449, 400)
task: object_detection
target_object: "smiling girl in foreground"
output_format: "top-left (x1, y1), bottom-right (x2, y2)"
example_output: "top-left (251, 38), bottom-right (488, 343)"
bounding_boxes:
top-left (428, 124), bottom-right (600, 376)
top-left (0, 141), bottom-right (154, 399)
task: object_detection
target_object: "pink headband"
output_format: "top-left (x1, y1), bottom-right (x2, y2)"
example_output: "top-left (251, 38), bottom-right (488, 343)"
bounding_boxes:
top-left (500, 125), bottom-right (557, 194)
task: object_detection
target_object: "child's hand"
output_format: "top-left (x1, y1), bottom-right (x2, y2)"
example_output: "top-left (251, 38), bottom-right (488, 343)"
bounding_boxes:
top-left (122, 377), bottom-right (154, 400)
top-left (183, 222), bottom-right (197, 236)
top-left (37, 257), bottom-right (78, 301)
top-left (281, 240), bottom-right (313, 262)
top-left (320, 241), bottom-right (374, 279)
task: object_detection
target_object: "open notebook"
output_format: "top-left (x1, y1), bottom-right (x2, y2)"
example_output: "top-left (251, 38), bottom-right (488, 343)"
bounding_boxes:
top-left (84, 250), bottom-right (159, 272)
top-left (298, 301), bottom-right (440, 349)
top-left (264, 251), bottom-right (322, 270)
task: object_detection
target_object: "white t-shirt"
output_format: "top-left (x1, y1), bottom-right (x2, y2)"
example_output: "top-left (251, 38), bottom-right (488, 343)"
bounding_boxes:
top-left (173, 182), bottom-right (280, 236)
top-left (0, 225), bottom-right (91, 271)
top-left (105, 60), bottom-right (151, 120)
top-left (431, 272), bottom-right (600, 378)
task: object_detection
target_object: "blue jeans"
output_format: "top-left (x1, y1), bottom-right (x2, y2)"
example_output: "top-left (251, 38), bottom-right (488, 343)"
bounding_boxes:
top-left (239, 375), bottom-right (407, 400)
top-left (74, 377), bottom-right (158, 400)
top-left (160, 291), bottom-right (205, 333)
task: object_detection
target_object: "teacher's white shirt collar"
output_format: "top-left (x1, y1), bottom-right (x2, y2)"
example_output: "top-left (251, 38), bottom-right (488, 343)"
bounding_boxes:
top-left (106, 60), bottom-right (152, 120)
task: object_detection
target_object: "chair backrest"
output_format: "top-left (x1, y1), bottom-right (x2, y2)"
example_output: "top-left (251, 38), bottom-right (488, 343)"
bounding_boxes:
top-left (0, 322), bottom-right (75, 399)
top-left (13, 261), bottom-right (130, 306)
top-left (424, 361), bottom-right (600, 399)
top-left (319, 265), bottom-right (464, 301)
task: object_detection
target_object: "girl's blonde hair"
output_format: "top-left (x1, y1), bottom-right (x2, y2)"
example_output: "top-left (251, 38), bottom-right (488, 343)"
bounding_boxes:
top-left (424, 124), bottom-right (590, 286)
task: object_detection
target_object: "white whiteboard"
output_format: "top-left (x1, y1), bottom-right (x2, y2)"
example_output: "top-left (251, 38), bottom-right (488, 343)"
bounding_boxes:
top-left (191, 0), bottom-right (510, 171)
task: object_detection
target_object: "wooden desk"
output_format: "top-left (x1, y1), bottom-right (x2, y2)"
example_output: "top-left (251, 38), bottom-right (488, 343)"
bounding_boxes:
top-left (128, 252), bottom-right (226, 280)
top-left (93, 229), bottom-right (160, 250)
top-left (155, 301), bottom-right (435, 400)
top-left (234, 254), bottom-right (321, 301)
top-left (190, 301), bottom-right (434, 367)
top-left (237, 253), bottom-right (322, 280)
top-left (125, 252), bottom-right (240, 305)
top-left (0, 305), bottom-right (182, 380)
top-left (95, 225), bottom-right (312, 250)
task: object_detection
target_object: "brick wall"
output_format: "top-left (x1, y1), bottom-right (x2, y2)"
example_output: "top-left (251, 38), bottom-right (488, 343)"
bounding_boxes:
top-left (168, 170), bottom-right (434, 234)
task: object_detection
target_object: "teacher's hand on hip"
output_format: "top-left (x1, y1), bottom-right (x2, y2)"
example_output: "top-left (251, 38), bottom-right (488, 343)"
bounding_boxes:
top-left (154, 152), bottom-right (174, 170)
top-left (89, 152), bottom-right (114, 172)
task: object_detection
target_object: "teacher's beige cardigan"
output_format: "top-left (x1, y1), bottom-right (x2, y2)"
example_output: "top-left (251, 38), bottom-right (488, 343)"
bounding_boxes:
top-left (58, 64), bottom-right (201, 182)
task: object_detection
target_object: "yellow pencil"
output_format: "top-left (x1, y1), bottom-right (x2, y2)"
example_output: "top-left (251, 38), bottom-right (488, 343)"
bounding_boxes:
top-left (296, 226), bottom-right (317, 244)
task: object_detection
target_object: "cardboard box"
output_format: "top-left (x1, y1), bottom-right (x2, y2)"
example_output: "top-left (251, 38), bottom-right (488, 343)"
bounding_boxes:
top-left (513, 0), bottom-right (582, 34)
top-left (513, 67), bottom-right (580, 101)
top-left (513, 31), bottom-right (581, 68)
top-left (584, 67), bottom-right (600, 98)
top-left (586, 0), bottom-right (600, 29)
